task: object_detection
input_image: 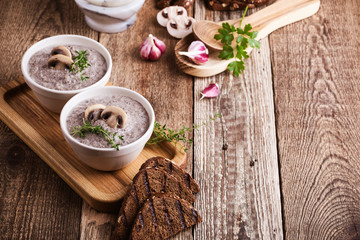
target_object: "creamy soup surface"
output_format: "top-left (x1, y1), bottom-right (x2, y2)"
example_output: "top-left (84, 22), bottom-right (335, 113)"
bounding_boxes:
top-left (67, 95), bottom-right (150, 148)
top-left (28, 45), bottom-right (107, 90)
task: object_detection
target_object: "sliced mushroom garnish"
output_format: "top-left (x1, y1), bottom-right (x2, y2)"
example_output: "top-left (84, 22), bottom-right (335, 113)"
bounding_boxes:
top-left (100, 106), bottom-right (127, 129)
top-left (85, 104), bottom-right (106, 121)
top-left (166, 15), bottom-right (195, 39)
top-left (50, 46), bottom-right (72, 58)
top-left (157, 6), bottom-right (187, 27)
top-left (47, 54), bottom-right (73, 70)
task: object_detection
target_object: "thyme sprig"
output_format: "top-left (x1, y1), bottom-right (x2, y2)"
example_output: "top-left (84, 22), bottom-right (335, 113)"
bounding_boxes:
top-left (70, 50), bottom-right (91, 81)
top-left (214, 6), bottom-right (260, 77)
top-left (147, 114), bottom-right (222, 152)
top-left (71, 119), bottom-right (124, 150)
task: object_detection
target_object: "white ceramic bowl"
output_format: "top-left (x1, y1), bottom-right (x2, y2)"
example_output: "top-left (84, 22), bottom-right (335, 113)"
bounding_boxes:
top-left (75, 0), bottom-right (145, 33)
top-left (60, 86), bottom-right (155, 171)
top-left (21, 35), bottom-right (112, 113)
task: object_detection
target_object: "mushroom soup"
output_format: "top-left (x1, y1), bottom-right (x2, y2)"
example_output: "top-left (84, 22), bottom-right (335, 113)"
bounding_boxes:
top-left (67, 95), bottom-right (150, 148)
top-left (28, 45), bottom-right (107, 90)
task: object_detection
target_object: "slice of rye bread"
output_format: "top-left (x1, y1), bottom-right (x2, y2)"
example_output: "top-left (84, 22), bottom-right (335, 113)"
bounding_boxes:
top-left (140, 156), bottom-right (200, 194)
top-left (130, 195), bottom-right (202, 240)
top-left (115, 168), bottom-right (195, 239)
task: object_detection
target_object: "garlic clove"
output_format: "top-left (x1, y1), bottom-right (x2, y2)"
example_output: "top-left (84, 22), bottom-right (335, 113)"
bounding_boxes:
top-left (140, 38), bottom-right (153, 60)
top-left (149, 45), bottom-right (162, 61)
top-left (178, 40), bottom-right (209, 65)
top-left (200, 83), bottom-right (219, 100)
top-left (153, 36), bottom-right (166, 53)
top-left (140, 34), bottom-right (166, 61)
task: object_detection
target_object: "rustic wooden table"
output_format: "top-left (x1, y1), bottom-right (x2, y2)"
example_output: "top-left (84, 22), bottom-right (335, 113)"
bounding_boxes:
top-left (1, 0), bottom-right (359, 239)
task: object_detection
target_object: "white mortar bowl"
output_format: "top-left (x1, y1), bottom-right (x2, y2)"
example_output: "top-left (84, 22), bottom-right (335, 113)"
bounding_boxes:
top-left (21, 35), bottom-right (112, 113)
top-left (75, 0), bottom-right (145, 33)
top-left (60, 86), bottom-right (155, 171)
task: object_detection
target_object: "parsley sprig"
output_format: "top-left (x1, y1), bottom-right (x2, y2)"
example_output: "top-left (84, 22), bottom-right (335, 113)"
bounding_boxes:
top-left (70, 50), bottom-right (91, 81)
top-left (71, 119), bottom-right (124, 150)
top-left (214, 6), bottom-right (260, 77)
top-left (147, 114), bottom-right (222, 152)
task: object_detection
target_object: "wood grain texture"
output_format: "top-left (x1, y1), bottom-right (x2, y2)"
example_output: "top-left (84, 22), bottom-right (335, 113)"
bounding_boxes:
top-left (83, 0), bottom-right (195, 239)
top-left (0, 0), bottom-right (96, 238)
top-left (80, 203), bottom-right (117, 240)
top-left (0, 78), bottom-right (187, 212)
top-left (0, 110), bottom-right (82, 239)
top-left (193, 0), bottom-right (320, 51)
top-left (0, 0), bottom-right (97, 85)
top-left (270, 0), bottom-right (360, 239)
top-left (175, 0), bottom-right (320, 77)
top-left (192, 1), bottom-right (283, 239)
top-left (2, 0), bottom-right (359, 239)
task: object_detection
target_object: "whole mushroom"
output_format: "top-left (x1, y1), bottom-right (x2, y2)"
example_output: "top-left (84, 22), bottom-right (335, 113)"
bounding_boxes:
top-left (101, 106), bottom-right (127, 128)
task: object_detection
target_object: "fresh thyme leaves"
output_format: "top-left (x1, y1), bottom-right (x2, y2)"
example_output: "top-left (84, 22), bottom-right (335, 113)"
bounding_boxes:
top-left (147, 113), bottom-right (222, 152)
top-left (70, 50), bottom-right (91, 81)
top-left (71, 119), bottom-right (124, 150)
top-left (214, 6), bottom-right (260, 77)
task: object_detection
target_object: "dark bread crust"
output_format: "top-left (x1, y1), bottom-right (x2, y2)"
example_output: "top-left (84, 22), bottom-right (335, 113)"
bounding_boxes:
top-left (115, 168), bottom-right (195, 239)
top-left (206, 0), bottom-right (270, 11)
top-left (130, 195), bottom-right (202, 240)
top-left (140, 156), bottom-right (200, 194)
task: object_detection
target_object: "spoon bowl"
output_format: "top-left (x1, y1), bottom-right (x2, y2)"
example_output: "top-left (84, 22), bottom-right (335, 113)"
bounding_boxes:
top-left (175, 35), bottom-right (231, 77)
top-left (192, 19), bottom-right (237, 51)
top-left (175, 0), bottom-right (320, 77)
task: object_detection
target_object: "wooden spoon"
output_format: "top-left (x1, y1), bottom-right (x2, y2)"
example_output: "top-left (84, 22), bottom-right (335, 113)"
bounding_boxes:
top-left (175, 0), bottom-right (320, 77)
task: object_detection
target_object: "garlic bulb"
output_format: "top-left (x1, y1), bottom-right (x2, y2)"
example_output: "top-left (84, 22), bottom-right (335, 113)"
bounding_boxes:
top-left (140, 34), bottom-right (166, 61)
top-left (178, 40), bottom-right (209, 64)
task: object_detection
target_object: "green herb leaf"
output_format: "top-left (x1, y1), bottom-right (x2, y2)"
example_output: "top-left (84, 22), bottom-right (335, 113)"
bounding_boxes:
top-left (147, 114), bottom-right (222, 153)
top-left (249, 38), bottom-right (260, 49)
top-left (214, 34), bottom-right (223, 40)
top-left (218, 45), bottom-right (234, 60)
top-left (214, 6), bottom-right (261, 77)
top-left (228, 61), bottom-right (245, 77)
top-left (236, 45), bottom-right (249, 59)
top-left (71, 119), bottom-right (124, 151)
top-left (222, 22), bottom-right (233, 32)
top-left (69, 50), bottom-right (91, 82)
top-left (244, 24), bottom-right (252, 34)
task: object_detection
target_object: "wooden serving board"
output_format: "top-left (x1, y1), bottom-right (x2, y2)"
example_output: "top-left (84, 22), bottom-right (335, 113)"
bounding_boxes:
top-left (0, 78), bottom-right (186, 212)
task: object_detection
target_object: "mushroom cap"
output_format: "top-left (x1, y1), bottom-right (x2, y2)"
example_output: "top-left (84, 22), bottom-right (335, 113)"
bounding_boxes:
top-left (85, 104), bottom-right (106, 121)
top-left (51, 46), bottom-right (72, 58)
top-left (166, 15), bottom-right (195, 39)
top-left (100, 106), bottom-right (127, 129)
top-left (47, 54), bottom-right (73, 70)
top-left (157, 6), bottom-right (187, 27)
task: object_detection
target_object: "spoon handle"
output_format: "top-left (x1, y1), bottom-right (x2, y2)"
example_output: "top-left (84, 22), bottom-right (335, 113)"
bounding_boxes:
top-left (230, 0), bottom-right (320, 39)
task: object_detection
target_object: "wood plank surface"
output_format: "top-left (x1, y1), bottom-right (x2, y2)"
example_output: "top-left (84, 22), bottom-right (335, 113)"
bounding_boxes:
top-left (1, 0), bottom-right (359, 239)
top-left (82, 1), bottom-right (195, 239)
top-left (0, 0), bottom-right (97, 83)
top-left (0, 78), bottom-right (187, 213)
top-left (0, 0), bottom-right (97, 239)
top-left (271, 0), bottom-right (360, 239)
top-left (192, 1), bottom-right (283, 239)
top-left (0, 122), bottom-right (83, 239)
